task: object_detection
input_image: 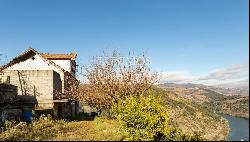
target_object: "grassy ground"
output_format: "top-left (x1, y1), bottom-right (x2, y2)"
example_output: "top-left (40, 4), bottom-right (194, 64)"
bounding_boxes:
top-left (0, 115), bottom-right (125, 141)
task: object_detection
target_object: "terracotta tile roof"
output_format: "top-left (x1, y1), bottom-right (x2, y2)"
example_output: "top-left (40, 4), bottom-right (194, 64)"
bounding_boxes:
top-left (41, 53), bottom-right (77, 60)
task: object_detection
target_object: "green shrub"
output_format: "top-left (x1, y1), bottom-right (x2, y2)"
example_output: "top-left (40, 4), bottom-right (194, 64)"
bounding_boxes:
top-left (113, 94), bottom-right (170, 140)
top-left (113, 93), bottom-right (205, 141)
top-left (2, 120), bottom-right (16, 131)
top-left (165, 128), bottom-right (205, 141)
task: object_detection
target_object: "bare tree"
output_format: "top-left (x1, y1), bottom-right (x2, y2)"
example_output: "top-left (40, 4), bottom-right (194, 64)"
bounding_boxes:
top-left (80, 50), bottom-right (159, 113)
top-left (0, 54), bottom-right (3, 66)
top-left (54, 75), bottom-right (80, 101)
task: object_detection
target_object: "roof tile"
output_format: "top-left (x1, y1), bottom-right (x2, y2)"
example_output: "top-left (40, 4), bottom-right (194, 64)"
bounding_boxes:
top-left (41, 53), bottom-right (77, 60)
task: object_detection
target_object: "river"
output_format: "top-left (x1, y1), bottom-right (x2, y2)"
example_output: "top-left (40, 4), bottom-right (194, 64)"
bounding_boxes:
top-left (221, 114), bottom-right (249, 141)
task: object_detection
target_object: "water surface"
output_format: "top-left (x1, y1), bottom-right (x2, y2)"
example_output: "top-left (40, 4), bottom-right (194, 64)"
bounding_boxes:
top-left (221, 114), bottom-right (249, 141)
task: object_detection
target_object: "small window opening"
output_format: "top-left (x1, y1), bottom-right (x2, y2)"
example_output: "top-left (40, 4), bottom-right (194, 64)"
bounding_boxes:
top-left (6, 76), bottom-right (10, 83)
top-left (31, 56), bottom-right (35, 60)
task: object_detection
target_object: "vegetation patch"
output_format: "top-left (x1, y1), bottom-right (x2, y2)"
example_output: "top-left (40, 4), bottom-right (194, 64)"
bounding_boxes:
top-left (0, 115), bottom-right (124, 141)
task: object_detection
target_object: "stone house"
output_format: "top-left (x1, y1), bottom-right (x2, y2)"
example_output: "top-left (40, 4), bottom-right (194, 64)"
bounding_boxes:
top-left (0, 48), bottom-right (80, 119)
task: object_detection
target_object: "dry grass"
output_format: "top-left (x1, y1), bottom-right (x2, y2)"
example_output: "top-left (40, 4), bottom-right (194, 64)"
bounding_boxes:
top-left (0, 116), bottom-right (124, 141)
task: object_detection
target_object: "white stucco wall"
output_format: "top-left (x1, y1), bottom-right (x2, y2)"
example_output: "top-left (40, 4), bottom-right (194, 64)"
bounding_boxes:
top-left (51, 60), bottom-right (71, 73)
top-left (8, 55), bottom-right (55, 70)
top-left (4, 54), bottom-right (65, 88)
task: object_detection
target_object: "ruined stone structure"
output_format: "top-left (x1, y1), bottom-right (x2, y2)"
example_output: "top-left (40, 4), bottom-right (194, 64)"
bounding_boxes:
top-left (0, 83), bottom-right (37, 123)
top-left (0, 48), bottom-right (80, 119)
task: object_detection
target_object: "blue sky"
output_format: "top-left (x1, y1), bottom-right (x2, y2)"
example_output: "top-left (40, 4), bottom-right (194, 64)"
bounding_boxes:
top-left (0, 0), bottom-right (249, 87)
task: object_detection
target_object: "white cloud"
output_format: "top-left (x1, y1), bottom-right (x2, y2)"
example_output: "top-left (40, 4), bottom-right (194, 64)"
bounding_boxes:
top-left (198, 64), bottom-right (249, 81)
top-left (159, 71), bottom-right (196, 84)
top-left (159, 63), bottom-right (249, 88)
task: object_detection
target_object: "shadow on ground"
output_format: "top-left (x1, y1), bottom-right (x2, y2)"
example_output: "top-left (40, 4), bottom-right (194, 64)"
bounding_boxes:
top-left (67, 112), bottom-right (97, 121)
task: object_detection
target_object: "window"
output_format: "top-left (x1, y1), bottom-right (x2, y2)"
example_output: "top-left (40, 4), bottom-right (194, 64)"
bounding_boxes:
top-left (6, 76), bottom-right (10, 83)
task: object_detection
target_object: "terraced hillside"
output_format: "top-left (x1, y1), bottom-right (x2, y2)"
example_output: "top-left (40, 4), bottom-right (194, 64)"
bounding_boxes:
top-left (158, 83), bottom-right (249, 119)
top-left (153, 87), bottom-right (229, 141)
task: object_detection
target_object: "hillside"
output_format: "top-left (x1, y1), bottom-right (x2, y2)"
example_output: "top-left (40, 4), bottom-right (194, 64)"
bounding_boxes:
top-left (158, 83), bottom-right (249, 119)
top-left (204, 95), bottom-right (249, 118)
top-left (161, 83), bottom-right (249, 96)
top-left (153, 87), bottom-right (229, 141)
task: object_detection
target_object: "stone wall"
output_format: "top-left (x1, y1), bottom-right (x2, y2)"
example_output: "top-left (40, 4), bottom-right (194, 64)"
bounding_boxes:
top-left (3, 70), bottom-right (62, 109)
top-left (0, 83), bottom-right (17, 99)
top-left (0, 83), bottom-right (17, 106)
top-left (53, 71), bottom-right (62, 99)
top-left (0, 84), bottom-right (22, 122)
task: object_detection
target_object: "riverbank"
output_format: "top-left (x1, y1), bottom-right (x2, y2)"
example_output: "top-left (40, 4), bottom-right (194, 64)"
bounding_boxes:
top-left (223, 112), bottom-right (249, 120)
top-left (221, 114), bottom-right (249, 141)
top-left (214, 95), bottom-right (249, 120)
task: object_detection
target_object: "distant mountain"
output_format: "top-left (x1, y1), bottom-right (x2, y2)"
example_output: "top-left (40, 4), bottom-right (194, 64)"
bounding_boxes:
top-left (214, 79), bottom-right (249, 90)
top-left (159, 82), bottom-right (249, 96)
top-left (160, 82), bottom-right (207, 89)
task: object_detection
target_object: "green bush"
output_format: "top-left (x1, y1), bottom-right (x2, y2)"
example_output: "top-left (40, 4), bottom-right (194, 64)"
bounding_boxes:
top-left (1, 120), bottom-right (16, 131)
top-left (113, 93), bottom-right (205, 141)
top-left (113, 94), bottom-right (170, 140)
top-left (165, 128), bottom-right (205, 141)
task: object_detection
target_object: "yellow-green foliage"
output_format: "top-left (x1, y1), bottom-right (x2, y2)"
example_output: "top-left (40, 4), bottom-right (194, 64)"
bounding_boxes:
top-left (113, 94), bottom-right (170, 140)
top-left (112, 93), bottom-right (205, 141)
